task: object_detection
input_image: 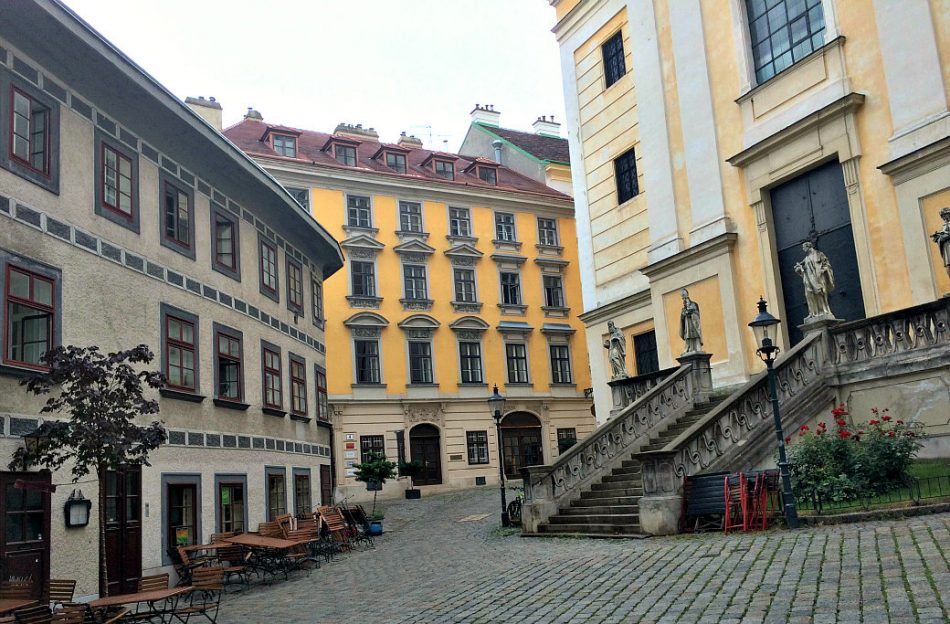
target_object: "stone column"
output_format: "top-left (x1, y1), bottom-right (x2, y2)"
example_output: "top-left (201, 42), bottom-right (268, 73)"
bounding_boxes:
top-left (677, 351), bottom-right (713, 404)
top-left (637, 450), bottom-right (681, 536)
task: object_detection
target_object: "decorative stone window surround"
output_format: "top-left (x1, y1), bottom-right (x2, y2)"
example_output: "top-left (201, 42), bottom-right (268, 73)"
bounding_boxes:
top-left (450, 316), bottom-right (489, 387)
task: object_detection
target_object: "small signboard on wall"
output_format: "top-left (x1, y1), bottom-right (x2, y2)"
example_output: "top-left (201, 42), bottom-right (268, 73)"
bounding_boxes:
top-left (345, 469), bottom-right (356, 477)
top-left (175, 527), bottom-right (191, 546)
top-left (344, 433), bottom-right (355, 441)
top-left (344, 450), bottom-right (356, 459)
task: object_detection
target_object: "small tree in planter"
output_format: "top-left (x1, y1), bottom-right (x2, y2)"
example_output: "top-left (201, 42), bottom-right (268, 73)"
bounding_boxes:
top-left (353, 451), bottom-right (397, 518)
top-left (9, 345), bottom-right (166, 596)
top-left (398, 460), bottom-right (424, 499)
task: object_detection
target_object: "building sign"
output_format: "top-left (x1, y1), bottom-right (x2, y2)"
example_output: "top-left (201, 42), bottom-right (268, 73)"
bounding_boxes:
top-left (175, 527), bottom-right (191, 545)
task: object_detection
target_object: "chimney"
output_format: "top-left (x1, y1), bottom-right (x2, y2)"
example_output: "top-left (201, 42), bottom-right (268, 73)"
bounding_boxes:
top-left (470, 103), bottom-right (501, 127)
top-left (243, 107), bottom-right (263, 121)
top-left (333, 123), bottom-right (380, 141)
top-left (185, 96), bottom-right (223, 130)
top-left (492, 140), bottom-right (504, 165)
top-left (532, 115), bottom-right (561, 138)
top-left (397, 131), bottom-right (424, 149)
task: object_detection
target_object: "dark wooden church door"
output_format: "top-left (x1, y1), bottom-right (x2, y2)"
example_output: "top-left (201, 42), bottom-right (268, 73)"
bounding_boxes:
top-left (770, 160), bottom-right (866, 345)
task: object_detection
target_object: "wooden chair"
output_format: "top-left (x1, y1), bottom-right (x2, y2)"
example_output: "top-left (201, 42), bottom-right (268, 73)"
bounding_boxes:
top-left (723, 473), bottom-right (749, 534)
top-left (11, 605), bottom-right (51, 624)
top-left (215, 545), bottom-right (252, 588)
top-left (173, 567), bottom-right (224, 624)
top-left (256, 521), bottom-right (283, 538)
top-left (43, 580), bottom-right (75, 611)
top-left (137, 573), bottom-right (169, 592)
top-left (49, 604), bottom-right (85, 624)
top-left (0, 579), bottom-right (33, 600)
top-left (170, 546), bottom-right (208, 587)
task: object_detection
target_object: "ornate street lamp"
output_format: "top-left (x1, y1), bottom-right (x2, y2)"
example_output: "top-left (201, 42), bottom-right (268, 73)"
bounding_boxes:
top-left (748, 298), bottom-right (799, 529)
top-left (488, 385), bottom-right (510, 528)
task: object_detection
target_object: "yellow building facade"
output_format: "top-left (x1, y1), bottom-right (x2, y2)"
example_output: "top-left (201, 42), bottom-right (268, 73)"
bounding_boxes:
top-left (552, 0), bottom-right (950, 449)
top-left (226, 119), bottom-right (595, 500)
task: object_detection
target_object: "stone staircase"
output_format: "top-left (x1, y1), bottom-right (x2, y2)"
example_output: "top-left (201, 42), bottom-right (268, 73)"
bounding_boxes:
top-left (536, 400), bottom-right (723, 537)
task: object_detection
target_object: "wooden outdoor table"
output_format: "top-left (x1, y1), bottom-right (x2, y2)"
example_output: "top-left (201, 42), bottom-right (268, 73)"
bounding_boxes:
top-left (0, 598), bottom-right (36, 615)
top-left (221, 533), bottom-right (306, 549)
top-left (89, 587), bottom-right (190, 623)
top-left (222, 533), bottom-right (314, 580)
top-left (180, 542), bottom-right (228, 552)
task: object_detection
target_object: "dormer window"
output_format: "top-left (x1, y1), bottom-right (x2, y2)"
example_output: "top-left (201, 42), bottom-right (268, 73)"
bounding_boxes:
top-left (477, 165), bottom-right (497, 186)
top-left (335, 144), bottom-right (357, 166)
top-left (386, 152), bottom-right (407, 173)
top-left (435, 160), bottom-right (455, 180)
top-left (272, 134), bottom-right (296, 158)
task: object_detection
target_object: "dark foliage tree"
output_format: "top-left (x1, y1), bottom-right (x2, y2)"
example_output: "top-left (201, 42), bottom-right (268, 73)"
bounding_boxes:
top-left (9, 344), bottom-right (166, 596)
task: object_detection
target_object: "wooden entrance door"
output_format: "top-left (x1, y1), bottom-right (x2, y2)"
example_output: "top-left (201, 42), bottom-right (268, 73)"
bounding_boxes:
top-left (319, 465), bottom-right (333, 506)
top-left (0, 472), bottom-right (51, 599)
top-left (770, 160), bottom-right (866, 345)
top-left (103, 466), bottom-right (141, 596)
top-left (409, 424), bottom-right (442, 486)
top-left (500, 412), bottom-right (544, 479)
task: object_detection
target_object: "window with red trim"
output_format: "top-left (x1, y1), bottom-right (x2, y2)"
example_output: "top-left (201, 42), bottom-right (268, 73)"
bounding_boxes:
top-left (163, 181), bottom-right (191, 248)
top-left (290, 357), bottom-right (307, 417)
top-left (260, 239), bottom-right (278, 296)
top-left (4, 266), bottom-right (54, 369)
top-left (165, 315), bottom-right (196, 391)
top-left (101, 143), bottom-right (133, 217)
top-left (287, 260), bottom-right (304, 313)
top-left (216, 332), bottom-right (242, 401)
top-left (273, 134), bottom-right (296, 158)
top-left (10, 88), bottom-right (50, 175)
top-left (315, 368), bottom-right (329, 422)
top-left (214, 215), bottom-right (236, 271)
top-left (311, 278), bottom-right (324, 327)
top-left (263, 347), bottom-right (282, 409)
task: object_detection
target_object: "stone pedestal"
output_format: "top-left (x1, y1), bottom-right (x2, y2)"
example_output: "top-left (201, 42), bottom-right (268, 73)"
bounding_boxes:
top-left (676, 351), bottom-right (713, 403)
top-left (638, 494), bottom-right (683, 535)
top-left (798, 315), bottom-right (843, 337)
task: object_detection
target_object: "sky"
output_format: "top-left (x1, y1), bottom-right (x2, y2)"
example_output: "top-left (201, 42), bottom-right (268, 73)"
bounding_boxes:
top-left (66, 0), bottom-right (568, 151)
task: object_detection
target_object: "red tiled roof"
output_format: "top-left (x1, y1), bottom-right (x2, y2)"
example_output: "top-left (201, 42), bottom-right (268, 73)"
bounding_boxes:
top-left (224, 119), bottom-right (571, 200)
top-left (477, 124), bottom-right (571, 164)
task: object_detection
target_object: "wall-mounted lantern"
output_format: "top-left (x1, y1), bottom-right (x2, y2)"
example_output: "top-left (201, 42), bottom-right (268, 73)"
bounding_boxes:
top-left (64, 489), bottom-right (91, 529)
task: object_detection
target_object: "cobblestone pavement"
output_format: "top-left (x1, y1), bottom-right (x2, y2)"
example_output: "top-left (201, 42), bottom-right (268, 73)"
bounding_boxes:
top-left (218, 487), bottom-right (950, 624)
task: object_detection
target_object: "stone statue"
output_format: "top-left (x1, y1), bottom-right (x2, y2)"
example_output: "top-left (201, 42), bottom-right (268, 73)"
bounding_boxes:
top-left (794, 241), bottom-right (836, 319)
top-left (679, 289), bottom-right (703, 354)
top-left (604, 321), bottom-right (628, 379)
top-left (931, 207), bottom-right (950, 283)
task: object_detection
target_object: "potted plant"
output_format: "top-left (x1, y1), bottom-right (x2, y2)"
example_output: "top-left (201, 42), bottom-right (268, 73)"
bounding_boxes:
top-left (353, 451), bottom-right (397, 535)
top-left (399, 460), bottom-right (424, 499)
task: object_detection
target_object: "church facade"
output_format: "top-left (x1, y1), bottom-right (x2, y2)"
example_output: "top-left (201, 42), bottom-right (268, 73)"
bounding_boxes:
top-left (549, 0), bottom-right (950, 453)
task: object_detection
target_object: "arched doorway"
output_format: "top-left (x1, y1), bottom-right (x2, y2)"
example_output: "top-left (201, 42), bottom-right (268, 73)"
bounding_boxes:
top-left (499, 412), bottom-right (543, 479)
top-left (409, 424), bottom-right (442, 486)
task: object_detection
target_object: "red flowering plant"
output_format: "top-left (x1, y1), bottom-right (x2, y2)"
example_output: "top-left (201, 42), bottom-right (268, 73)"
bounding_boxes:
top-left (785, 405), bottom-right (924, 506)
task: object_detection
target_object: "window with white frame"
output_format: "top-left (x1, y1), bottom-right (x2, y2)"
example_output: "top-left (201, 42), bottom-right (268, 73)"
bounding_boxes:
top-left (453, 268), bottom-right (477, 303)
top-left (459, 341), bottom-right (483, 384)
top-left (537, 218), bottom-right (558, 246)
top-left (449, 207), bottom-right (471, 237)
top-left (403, 265), bottom-right (427, 300)
top-left (466, 431), bottom-right (489, 465)
top-left (347, 196), bottom-right (372, 228)
top-left (549, 344), bottom-right (572, 384)
top-left (500, 272), bottom-right (521, 306)
top-left (495, 213), bottom-right (516, 242)
top-left (272, 134), bottom-right (296, 158)
top-left (505, 343), bottom-right (529, 384)
top-left (399, 201), bottom-right (423, 233)
top-left (355, 339), bottom-right (381, 384)
top-left (351, 261), bottom-right (376, 297)
top-left (408, 341), bottom-right (433, 384)
top-left (543, 275), bottom-right (564, 308)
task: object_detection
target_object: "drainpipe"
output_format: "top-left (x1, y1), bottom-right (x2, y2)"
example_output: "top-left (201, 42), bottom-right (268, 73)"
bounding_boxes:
top-left (492, 139), bottom-right (503, 165)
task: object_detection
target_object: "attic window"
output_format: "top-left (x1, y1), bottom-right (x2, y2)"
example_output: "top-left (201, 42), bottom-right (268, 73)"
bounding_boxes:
top-left (273, 134), bottom-right (296, 158)
top-left (477, 165), bottom-right (497, 186)
top-left (386, 152), bottom-right (407, 174)
top-left (435, 160), bottom-right (455, 181)
top-left (334, 144), bottom-right (357, 166)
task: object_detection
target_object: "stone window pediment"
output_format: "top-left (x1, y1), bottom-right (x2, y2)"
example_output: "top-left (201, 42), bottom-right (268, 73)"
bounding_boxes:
top-left (444, 243), bottom-right (484, 266)
top-left (449, 316), bottom-right (490, 334)
top-left (497, 321), bottom-right (533, 341)
top-left (534, 257), bottom-right (569, 274)
top-left (393, 239), bottom-right (436, 264)
top-left (398, 314), bottom-right (440, 339)
top-left (341, 234), bottom-right (385, 260)
top-left (343, 312), bottom-right (389, 338)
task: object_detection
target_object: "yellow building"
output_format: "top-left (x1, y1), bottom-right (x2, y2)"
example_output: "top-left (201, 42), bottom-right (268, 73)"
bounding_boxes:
top-left (550, 0), bottom-right (950, 449)
top-left (225, 117), bottom-right (594, 500)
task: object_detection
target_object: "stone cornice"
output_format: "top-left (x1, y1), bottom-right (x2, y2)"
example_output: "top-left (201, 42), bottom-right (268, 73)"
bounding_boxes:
top-left (878, 136), bottom-right (950, 183)
top-left (640, 233), bottom-right (738, 282)
top-left (578, 289), bottom-right (653, 325)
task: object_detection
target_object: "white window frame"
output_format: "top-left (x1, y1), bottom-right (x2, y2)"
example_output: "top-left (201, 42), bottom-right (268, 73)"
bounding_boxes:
top-left (345, 194), bottom-right (374, 229)
top-left (406, 339), bottom-right (435, 385)
top-left (456, 338), bottom-right (484, 385)
top-left (494, 212), bottom-right (517, 242)
top-left (353, 337), bottom-right (383, 385)
top-left (349, 259), bottom-right (379, 298)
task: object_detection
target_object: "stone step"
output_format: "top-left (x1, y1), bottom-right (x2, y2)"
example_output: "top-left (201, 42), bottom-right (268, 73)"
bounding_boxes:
top-left (573, 495), bottom-right (641, 507)
top-left (524, 531), bottom-right (648, 539)
top-left (560, 505), bottom-right (639, 516)
top-left (621, 459), bottom-right (642, 468)
top-left (581, 486), bottom-right (643, 498)
top-left (610, 464), bottom-right (642, 476)
top-left (589, 480), bottom-right (642, 492)
top-left (599, 473), bottom-right (644, 485)
top-left (548, 513), bottom-right (640, 526)
top-left (539, 522), bottom-right (642, 535)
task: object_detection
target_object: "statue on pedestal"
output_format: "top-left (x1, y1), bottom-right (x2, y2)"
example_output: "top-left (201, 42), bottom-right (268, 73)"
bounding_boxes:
top-left (679, 289), bottom-right (703, 354)
top-left (794, 241), bottom-right (836, 319)
top-left (604, 321), bottom-right (628, 379)
top-left (931, 207), bottom-right (950, 284)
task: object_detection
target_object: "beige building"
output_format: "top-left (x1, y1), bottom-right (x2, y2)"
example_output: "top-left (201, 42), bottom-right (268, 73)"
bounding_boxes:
top-left (551, 0), bottom-right (950, 448)
top-left (223, 115), bottom-right (595, 502)
top-left (0, 2), bottom-right (342, 599)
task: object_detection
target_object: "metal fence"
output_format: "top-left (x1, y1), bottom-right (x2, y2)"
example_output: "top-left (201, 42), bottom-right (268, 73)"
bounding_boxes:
top-left (798, 473), bottom-right (950, 515)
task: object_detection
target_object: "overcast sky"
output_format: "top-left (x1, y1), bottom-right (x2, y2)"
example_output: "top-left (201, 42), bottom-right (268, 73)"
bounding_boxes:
top-left (67, 0), bottom-right (567, 151)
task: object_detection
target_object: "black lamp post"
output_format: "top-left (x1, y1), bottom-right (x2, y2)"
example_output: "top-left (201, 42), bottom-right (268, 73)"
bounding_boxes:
top-left (748, 298), bottom-right (799, 529)
top-left (488, 384), bottom-right (510, 528)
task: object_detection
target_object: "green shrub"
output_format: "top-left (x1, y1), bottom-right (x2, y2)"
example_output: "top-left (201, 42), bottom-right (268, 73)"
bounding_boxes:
top-left (786, 405), bottom-right (924, 506)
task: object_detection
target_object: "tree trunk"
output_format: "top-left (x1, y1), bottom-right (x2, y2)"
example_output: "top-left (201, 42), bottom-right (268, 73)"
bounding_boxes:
top-left (371, 490), bottom-right (378, 516)
top-left (97, 468), bottom-right (110, 597)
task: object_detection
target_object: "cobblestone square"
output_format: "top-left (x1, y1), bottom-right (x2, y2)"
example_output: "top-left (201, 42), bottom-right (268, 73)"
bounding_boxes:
top-left (218, 488), bottom-right (950, 623)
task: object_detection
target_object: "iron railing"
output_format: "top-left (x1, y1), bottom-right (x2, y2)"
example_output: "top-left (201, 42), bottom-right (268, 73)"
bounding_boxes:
top-left (798, 473), bottom-right (950, 515)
